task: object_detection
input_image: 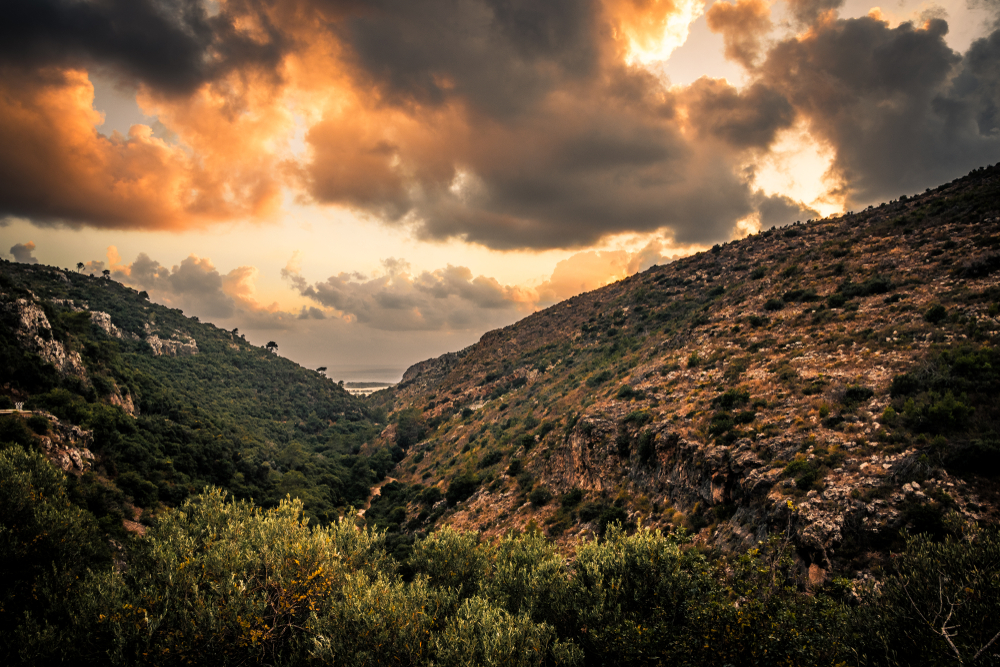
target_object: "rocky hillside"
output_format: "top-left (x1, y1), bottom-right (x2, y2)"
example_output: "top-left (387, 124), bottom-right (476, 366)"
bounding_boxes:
top-left (0, 264), bottom-right (392, 533)
top-left (366, 164), bottom-right (1000, 581)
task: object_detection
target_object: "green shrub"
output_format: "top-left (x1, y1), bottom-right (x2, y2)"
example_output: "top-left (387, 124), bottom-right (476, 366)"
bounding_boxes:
top-left (763, 297), bottom-right (785, 311)
top-left (25, 414), bottom-right (49, 434)
top-left (395, 408), bottom-right (427, 449)
top-left (616, 385), bottom-right (644, 400)
top-left (852, 529), bottom-right (1000, 667)
top-left (434, 596), bottom-right (579, 667)
top-left (561, 488), bottom-right (584, 508)
top-left (838, 276), bottom-right (892, 298)
top-left (529, 487), bottom-right (552, 507)
top-left (903, 391), bottom-right (974, 433)
top-left (623, 410), bottom-right (652, 427)
top-left (827, 293), bottom-right (848, 308)
top-left (115, 470), bottom-right (159, 506)
top-left (784, 458), bottom-right (821, 490)
top-left (420, 486), bottom-right (444, 505)
top-left (782, 288), bottom-right (819, 303)
top-left (446, 473), bottom-right (481, 505)
top-left (577, 501), bottom-right (604, 523)
top-left (477, 450), bottom-right (503, 469)
top-left (0, 446), bottom-right (110, 661)
top-left (715, 389), bottom-right (750, 409)
top-left (586, 370), bottom-right (612, 387)
top-left (924, 303), bottom-right (947, 324)
top-left (781, 264), bottom-right (803, 279)
top-left (517, 433), bottom-right (536, 451)
top-left (842, 385), bottom-right (874, 405)
top-left (708, 412), bottom-right (734, 437)
top-left (0, 415), bottom-right (36, 449)
top-left (596, 506), bottom-right (631, 537)
top-left (615, 428), bottom-right (632, 457)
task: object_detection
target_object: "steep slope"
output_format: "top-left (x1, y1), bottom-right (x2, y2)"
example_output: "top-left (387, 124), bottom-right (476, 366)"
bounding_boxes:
top-left (367, 164), bottom-right (1000, 579)
top-left (0, 264), bottom-right (392, 531)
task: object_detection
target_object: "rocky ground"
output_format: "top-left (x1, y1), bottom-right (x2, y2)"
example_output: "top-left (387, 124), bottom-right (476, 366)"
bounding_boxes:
top-left (365, 164), bottom-right (1000, 581)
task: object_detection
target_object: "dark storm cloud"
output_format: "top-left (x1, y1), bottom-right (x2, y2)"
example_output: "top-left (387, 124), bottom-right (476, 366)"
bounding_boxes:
top-left (10, 242), bottom-right (39, 264)
top-left (298, 306), bottom-right (327, 320)
top-left (305, 57), bottom-right (776, 248)
top-left (0, 0), bottom-right (287, 95)
top-left (758, 16), bottom-right (1000, 207)
top-left (683, 79), bottom-right (795, 149)
top-left (755, 192), bottom-right (821, 229)
top-left (785, 0), bottom-right (845, 25)
top-left (705, 0), bottom-right (772, 68)
top-left (953, 29), bottom-right (1000, 136)
top-left (8, 0), bottom-right (1000, 252)
top-left (335, 0), bottom-right (602, 118)
top-left (301, 2), bottom-right (814, 249)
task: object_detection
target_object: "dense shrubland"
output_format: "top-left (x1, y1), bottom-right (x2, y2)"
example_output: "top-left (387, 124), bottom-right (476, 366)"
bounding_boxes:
top-left (4, 445), bottom-right (999, 666)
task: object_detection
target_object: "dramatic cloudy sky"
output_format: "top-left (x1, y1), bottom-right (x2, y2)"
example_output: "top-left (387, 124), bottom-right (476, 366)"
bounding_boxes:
top-left (2, 0), bottom-right (998, 379)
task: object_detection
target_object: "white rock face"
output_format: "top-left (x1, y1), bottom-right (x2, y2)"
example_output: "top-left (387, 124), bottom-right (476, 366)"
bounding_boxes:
top-left (90, 311), bottom-right (123, 338)
top-left (146, 333), bottom-right (199, 357)
top-left (2, 297), bottom-right (87, 378)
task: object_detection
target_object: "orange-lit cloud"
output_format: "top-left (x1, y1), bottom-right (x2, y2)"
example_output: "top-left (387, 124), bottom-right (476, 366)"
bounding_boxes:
top-left (606, 0), bottom-right (707, 64)
top-left (533, 241), bottom-right (678, 305)
top-left (705, 0), bottom-right (773, 68)
top-left (2, 0), bottom-right (999, 249)
top-left (0, 66), bottom-right (282, 229)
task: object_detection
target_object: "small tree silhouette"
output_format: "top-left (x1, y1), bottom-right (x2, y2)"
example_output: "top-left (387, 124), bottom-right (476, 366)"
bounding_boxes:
top-left (76, 262), bottom-right (84, 273)
top-left (266, 341), bottom-right (278, 353)
top-left (102, 269), bottom-right (110, 279)
top-left (138, 290), bottom-right (149, 300)
top-left (317, 366), bottom-right (327, 374)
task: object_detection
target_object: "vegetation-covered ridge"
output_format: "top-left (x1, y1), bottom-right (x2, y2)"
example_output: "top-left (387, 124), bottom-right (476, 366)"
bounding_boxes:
top-left (367, 163), bottom-right (1000, 581)
top-left (5, 456), bottom-right (1000, 666)
top-left (0, 260), bottom-right (396, 534)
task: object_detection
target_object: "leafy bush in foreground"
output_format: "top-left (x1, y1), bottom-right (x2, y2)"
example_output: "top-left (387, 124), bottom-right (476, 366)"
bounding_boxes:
top-left (4, 451), bottom-right (1000, 666)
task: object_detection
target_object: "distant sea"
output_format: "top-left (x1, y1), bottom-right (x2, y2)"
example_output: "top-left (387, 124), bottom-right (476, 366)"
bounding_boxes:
top-left (325, 364), bottom-right (406, 384)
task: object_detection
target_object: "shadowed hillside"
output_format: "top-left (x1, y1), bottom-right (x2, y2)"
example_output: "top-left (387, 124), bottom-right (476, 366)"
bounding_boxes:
top-left (0, 264), bottom-right (393, 530)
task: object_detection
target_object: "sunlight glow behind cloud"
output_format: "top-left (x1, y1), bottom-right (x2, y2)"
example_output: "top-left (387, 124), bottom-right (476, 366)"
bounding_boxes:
top-left (615, 0), bottom-right (708, 66)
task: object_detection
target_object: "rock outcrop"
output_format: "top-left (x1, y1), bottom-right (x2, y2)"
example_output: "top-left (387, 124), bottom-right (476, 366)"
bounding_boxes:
top-left (30, 411), bottom-right (96, 473)
top-left (1, 296), bottom-right (88, 379)
top-left (145, 333), bottom-right (199, 357)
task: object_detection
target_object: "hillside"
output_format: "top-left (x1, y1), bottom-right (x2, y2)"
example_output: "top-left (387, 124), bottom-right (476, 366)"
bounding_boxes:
top-left (0, 263), bottom-right (392, 531)
top-left (3, 167), bottom-right (1000, 666)
top-left (366, 164), bottom-right (1000, 580)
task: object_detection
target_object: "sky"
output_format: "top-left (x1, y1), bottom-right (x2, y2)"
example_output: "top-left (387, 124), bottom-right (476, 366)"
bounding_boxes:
top-left (2, 0), bottom-right (999, 381)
